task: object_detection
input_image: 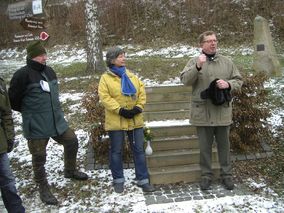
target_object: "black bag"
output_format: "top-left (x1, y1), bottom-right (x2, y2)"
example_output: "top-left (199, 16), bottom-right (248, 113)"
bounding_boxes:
top-left (200, 78), bottom-right (232, 105)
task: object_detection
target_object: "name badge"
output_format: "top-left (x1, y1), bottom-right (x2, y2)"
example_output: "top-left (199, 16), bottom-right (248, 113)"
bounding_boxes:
top-left (40, 80), bottom-right (50, 92)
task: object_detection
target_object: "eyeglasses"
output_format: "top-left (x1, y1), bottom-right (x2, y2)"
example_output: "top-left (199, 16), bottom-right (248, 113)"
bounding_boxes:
top-left (203, 39), bottom-right (218, 44)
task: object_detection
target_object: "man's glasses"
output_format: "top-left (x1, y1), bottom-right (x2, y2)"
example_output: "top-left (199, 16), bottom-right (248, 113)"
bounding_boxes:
top-left (203, 39), bottom-right (218, 44)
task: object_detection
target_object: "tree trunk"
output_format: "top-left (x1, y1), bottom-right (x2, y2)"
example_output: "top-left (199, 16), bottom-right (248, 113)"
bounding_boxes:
top-left (84, 0), bottom-right (105, 73)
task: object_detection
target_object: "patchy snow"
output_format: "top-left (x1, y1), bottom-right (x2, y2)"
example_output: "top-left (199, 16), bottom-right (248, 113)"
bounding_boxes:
top-left (145, 119), bottom-right (190, 127)
top-left (147, 194), bottom-right (284, 213)
top-left (9, 106), bottom-right (284, 212)
top-left (1, 45), bottom-right (284, 212)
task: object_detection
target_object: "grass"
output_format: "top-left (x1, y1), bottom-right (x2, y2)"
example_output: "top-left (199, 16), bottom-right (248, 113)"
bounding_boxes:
top-left (128, 57), bottom-right (187, 82)
top-left (53, 62), bottom-right (88, 78)
top-left (54, 54), bottom-right (258, 88)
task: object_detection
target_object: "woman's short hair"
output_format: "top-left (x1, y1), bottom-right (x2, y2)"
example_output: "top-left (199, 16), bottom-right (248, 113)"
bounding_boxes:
top-left (106, 47), bottom-right (125, 67)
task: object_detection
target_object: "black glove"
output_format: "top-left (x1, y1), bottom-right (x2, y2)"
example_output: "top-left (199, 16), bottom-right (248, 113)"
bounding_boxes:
top-left (119, 108), bottom-right (134, 119)
top-left (129, 106), bottom-right (142, 116)
top-left (7, 140), bottom-right (14, 153)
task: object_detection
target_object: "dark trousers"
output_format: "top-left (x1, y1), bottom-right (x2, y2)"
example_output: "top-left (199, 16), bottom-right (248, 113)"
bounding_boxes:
top-left (197, 126), bottom-right (232, 178)
top-left (27, 128), bottom-right (78, 184)
top-left (0, 153), bottom-right (25, 213)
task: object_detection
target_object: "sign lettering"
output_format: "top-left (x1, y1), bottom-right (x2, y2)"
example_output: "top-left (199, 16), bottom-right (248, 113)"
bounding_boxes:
top-left (13, 31), bottom-right (39, 43)
top-left (20, 17), bottom-right (46, 30)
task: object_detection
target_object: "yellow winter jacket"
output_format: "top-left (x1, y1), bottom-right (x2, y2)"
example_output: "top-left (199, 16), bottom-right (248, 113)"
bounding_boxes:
top-left (98, 69), bottom-right (146, 131)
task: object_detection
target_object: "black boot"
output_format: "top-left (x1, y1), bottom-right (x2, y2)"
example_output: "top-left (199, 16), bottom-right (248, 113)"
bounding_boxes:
top-left (38, 183), bottom-right (58, 205)
top-left (64, 170), bottom-right (88, 180)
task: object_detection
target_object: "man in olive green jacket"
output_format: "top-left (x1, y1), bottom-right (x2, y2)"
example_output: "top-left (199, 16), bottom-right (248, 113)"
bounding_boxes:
top-left (180, 31), bottom-right (243, 190)
top-left (0, 77), bottom-right (25, 212)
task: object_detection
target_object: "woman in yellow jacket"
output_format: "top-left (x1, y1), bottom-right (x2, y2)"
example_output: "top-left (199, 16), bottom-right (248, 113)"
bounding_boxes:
top-left (98, 47), bottom-right (155, 193)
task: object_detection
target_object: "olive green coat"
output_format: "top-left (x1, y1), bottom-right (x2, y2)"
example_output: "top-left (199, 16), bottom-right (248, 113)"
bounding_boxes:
top-left (0, 78), bottom-right (14, 154)
top-left (180, 53), bottom-right (243, 126)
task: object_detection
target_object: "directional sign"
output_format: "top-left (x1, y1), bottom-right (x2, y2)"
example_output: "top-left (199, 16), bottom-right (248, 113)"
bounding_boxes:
top-left (13, 31), bottom-right (39, 43)
top-left (7, 0), bottom-right (44, 20)
top-left (20, 17), bottom-right (46, 30)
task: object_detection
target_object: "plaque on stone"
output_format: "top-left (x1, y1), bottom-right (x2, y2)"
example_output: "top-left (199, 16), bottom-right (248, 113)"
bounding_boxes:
top-left (256, 44), bottom-right (265, 51)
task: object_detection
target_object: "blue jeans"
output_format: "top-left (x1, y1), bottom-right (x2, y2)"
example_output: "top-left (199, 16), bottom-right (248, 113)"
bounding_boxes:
top-left (0, 153), bottom-right (25, 213)
top-left (108, 128), bottom-right (149, 186)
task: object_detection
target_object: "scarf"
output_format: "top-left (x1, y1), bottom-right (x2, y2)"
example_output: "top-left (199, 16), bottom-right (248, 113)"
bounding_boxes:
top-left (110, 66), bottom-right (137, 96)
top-left (202, 50), bottom-right (216, 61)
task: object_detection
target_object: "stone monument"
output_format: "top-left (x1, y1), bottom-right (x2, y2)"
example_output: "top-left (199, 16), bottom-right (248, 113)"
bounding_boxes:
top-left (253, 15), bottom-right (281, 76)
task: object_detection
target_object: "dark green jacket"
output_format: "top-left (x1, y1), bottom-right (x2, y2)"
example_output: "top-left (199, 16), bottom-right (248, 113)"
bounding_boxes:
top-left (0, 77), bottom-right (14, 154)
top-left (8, 58), bottom-right (68, 139)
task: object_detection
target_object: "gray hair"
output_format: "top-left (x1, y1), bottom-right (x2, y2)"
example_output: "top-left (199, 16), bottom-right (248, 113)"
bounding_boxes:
top-left (106, 47), bottom-right (125, 67)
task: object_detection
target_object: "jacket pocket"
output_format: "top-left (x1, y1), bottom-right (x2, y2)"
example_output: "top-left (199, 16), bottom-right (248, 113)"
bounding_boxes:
top-left (220, 102), bottom-right (232, 122)
top-left (191, 101), bottom-right (207, 123)
top-left (105, 111), bottom-right (122, 130)
top-left (133, 113), bottom-right (144, 128)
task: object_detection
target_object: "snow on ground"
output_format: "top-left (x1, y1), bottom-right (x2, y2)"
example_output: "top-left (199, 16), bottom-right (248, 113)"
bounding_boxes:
top-left (147, 195), bottom-right (284, 213)
top-left (9, 107), bottom-right (284, 212)
top-left (1, 45), bottom-right (284, 212)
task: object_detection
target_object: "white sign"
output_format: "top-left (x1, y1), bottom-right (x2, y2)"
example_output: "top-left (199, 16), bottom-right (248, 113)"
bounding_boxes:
top-left (32, 0), bottom-right (43, 15)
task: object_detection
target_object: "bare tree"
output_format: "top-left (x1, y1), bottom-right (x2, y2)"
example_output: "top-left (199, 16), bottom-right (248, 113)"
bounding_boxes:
top-left (85, 0), bottom-right (105, 73)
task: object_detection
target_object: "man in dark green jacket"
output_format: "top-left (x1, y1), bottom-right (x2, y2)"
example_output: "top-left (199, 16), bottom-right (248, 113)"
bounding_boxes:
top-left (8, 41), bottom-right (88, 205)
top-left (0, 77), bottom-right (25, 212)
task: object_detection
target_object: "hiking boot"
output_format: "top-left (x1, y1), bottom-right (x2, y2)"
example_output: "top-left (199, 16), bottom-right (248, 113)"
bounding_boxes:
top-left (64, 170), bottom-right (88, 180)
top-left (39, 183), bottom-right (58, 205)
top-left (200, 177), bottom-right (212, 190)
top-left (222, 176), bottom-right (234, 190)
top-left (113, 183), bottom-right (124, 193)
top-left (139, 183), bottom-right (156, 192)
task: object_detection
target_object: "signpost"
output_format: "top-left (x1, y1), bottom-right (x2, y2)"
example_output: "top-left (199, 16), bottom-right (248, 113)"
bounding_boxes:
top-left (7, 0), bottom-right (48, 43)
top-left (7, 0), bottom-right (44, 20)
top-left (20, 17), bottom-right (46, 30)
top-left (13, 31), bottom-right (39, 43)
